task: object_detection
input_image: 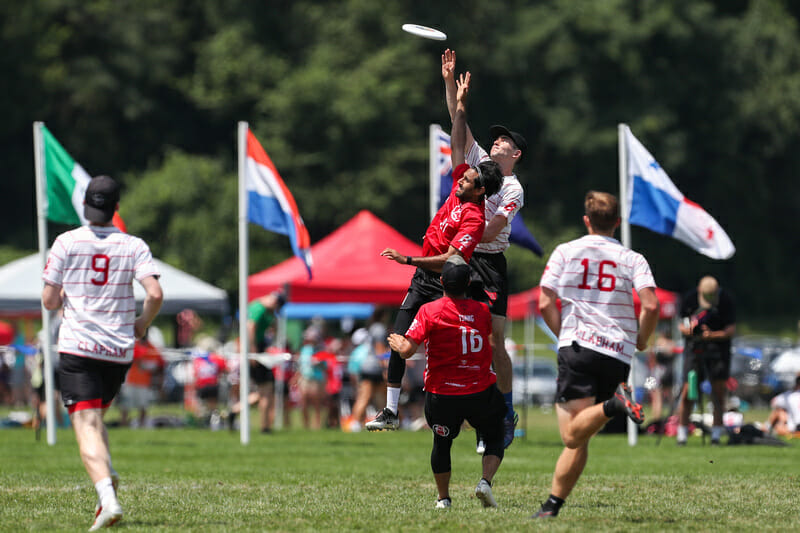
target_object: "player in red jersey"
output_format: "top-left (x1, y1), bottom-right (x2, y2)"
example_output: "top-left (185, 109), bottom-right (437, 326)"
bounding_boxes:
top-left (367, 72), bottom-right (504, 431)
top-left (388, 255), bottom-right (506, 509)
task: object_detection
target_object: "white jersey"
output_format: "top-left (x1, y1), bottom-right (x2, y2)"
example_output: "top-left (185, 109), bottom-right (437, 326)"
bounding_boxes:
top-left (466, 141), bottom-right (524, 254)
top-left (771, 390), bottom-right (800, 432)
top-left (42, 225), bottom-right (159, 364)
top-left (540, 234), bottom-right (656, 364)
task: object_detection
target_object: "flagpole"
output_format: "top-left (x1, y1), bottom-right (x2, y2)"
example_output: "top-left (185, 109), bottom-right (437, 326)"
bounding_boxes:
top-left (429, 124), bottom-right (440, 221)
top-left (237, 121), bottom-right (251, 445)
top-left (34, 121), bottom-right (57, 445)
top-left (618, 123), bottom-right (638, 446)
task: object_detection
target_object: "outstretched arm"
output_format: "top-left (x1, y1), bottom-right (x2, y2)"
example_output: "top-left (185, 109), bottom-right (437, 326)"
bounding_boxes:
top-left (450, 72), bottom-right (471, 168)
top-left (442, 49), bottom-right (475, 152)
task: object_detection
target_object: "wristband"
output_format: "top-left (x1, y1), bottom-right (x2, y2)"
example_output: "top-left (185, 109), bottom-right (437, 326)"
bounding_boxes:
top-left (406, 256), bottom-right (413, 266)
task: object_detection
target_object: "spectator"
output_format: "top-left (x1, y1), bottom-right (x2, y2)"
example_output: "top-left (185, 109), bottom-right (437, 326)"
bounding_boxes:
top-left (347, 328), bottom-right (386, 432)
top-left (192, 336), bottom-right (228, 429)
top-left (246, 290), bottom-right (286, 433)
top-left (117, 334), bottom-right (164, 428)
top-left (297, 325), bottom-right (326, 429)
top-left (765, 374), bottom-right (800, 437)
top-left (647, 329), bottom-right (679, 422)
top-left (676, 276), bottom-right (736, 446)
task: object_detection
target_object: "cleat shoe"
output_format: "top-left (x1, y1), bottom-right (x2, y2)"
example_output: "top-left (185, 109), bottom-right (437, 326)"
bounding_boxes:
top-left (531, 507), bottom-right (557, 519)
top-left (365, 408), bottom-right (399, 431)
top-left (435, 497), bottom-right (452, 509)
top-left (676, 439), bottom-right (687, 446)
top-left (475, 478), bottom-right (497, 508)
top-left (503, 411), bottom-right (519, 449)
top-left (94, 471), bottom-right (120, 516)
top-left (89, 498), bottom-right (122, 531)
top-left (612, 383), bottom-right (644, 425)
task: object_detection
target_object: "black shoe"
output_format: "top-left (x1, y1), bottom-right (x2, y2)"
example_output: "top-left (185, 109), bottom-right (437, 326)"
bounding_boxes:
top-left (612, 383), bottom-right (644, 424)
top-left (531, 507), bottom-right (558, 519)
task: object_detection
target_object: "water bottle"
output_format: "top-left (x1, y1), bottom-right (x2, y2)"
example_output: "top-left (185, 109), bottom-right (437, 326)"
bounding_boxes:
top-left (687, 370), bottom-right (698, 401)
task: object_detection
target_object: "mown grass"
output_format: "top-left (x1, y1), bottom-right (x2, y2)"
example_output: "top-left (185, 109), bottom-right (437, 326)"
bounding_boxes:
top-left (1, 407), bottom-right (798, 532)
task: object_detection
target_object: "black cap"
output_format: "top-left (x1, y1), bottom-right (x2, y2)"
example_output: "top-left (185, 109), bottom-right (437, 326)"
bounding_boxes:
top-left (84, 175), bottom-right (120, 224)
top-left (441, 255), bottom-right (471, 294)
top-left (489, 125), bottom-right (527, 160)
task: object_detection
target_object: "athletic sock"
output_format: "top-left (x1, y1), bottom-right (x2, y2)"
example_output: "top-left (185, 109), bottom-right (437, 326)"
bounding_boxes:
top-left (677, 425), bottom-right (689, 442)
top-left (503, 392), bottom-right (514, 420)
top-left (541, 494), bottom-right (565, 515)
top-left (602, 396), bottom-right (620, 418)
top-left (387, 387), bottom-right (401, 415)
top-left (95, 477), bottom-right (117, 508)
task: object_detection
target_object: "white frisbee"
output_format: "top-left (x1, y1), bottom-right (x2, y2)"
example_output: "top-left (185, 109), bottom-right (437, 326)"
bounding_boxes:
top-left (402, 23), bottom-right (447, 41)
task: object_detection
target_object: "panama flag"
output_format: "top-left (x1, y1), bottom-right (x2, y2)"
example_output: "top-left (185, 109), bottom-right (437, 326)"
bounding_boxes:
top-left (430, 125), bottom-right (543, 256)
top-left (245, 129), bottom-right (313, 278)
top-left (41, 125), bottom-right (126, 231)
top-left (624, 126), bottom-right (734, 259)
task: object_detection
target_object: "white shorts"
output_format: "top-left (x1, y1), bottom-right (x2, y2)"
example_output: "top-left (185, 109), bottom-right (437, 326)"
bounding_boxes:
top-left (118, 384), bottom-right (156, 409)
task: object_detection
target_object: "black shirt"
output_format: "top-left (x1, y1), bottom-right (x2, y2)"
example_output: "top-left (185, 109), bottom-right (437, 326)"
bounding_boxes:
top-left (679, 287), bottom-right (736, 355)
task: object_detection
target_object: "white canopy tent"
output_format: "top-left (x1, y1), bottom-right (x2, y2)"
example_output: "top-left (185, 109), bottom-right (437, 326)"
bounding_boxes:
top-left (0, 253), bottom-right (229, 316)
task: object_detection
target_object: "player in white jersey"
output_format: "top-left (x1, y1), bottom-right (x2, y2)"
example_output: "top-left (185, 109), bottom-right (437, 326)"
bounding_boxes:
top-left (442, 49), bottom-right (527, 448)
top-left (42, 175), bottom-right (163, 531)
top-left (532, 191), bottom-right (659, 519)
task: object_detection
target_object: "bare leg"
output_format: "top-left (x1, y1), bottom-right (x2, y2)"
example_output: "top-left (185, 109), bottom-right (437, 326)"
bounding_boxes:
top-left (71, 408), bottom-right (113, 484)
top-left (491, 316), bottom-right (512, 394)
top-left (548, 398), bottom-right (605, 500)
top-left (481, 454), bottom-right (502, 483)
top-left (434, 471), bottom-right (451, 501)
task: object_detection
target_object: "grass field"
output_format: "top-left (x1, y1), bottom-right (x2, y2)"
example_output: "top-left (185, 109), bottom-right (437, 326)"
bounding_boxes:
top-left (1, 407), bottom-right (798, 532)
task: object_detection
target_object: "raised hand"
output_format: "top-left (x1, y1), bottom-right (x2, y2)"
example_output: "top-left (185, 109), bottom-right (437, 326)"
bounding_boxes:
top-left (441, 48), bottom-right (456, 80)
top-left (456, 71), bottom-right (471, 103)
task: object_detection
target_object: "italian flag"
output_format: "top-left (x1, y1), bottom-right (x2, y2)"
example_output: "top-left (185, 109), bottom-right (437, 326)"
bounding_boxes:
top-left (41, 125), bottom-right (126, 231)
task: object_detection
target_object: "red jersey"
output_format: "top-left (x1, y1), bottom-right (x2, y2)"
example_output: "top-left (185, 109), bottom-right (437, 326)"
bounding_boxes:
top-left (193, 352), bottom-right (227, 389)
top-left (422, 163), bottom-right (485, 262)
top-left (405, 296), bottom-right (495, 395)
top-left (126, 341), bottom-right (164, 387)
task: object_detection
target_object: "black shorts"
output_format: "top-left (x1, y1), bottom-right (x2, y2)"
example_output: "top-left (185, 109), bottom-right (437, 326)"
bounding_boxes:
top-left (556, 343), bottom-right (630, 404)
top-left (400, 268), bottom-right (445, 314)
top-left (469, 252), bottom-right (508, 317)
top-left (682, 342), bottom-right (731, 382)
top-left (197, 385), bottom-right (219, 401)
top-left (251, 361), bottom-right (275, 384)
top-left (424, 384), bottom-right (506, 442)
top-left (59, 353), bottom-right (130, 414)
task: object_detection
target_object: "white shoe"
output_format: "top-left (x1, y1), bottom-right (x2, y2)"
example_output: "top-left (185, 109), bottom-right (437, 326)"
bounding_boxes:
top-left (476, 438), bottom-right (486, 455)
top-left (94, 471), bottom-right (120, 515)
top-left (89, 498), bottom-right (122, 531)
top-left (435, 497), bottom-right (452, 509)
top-left (475, 478), bottom-right (497, 508)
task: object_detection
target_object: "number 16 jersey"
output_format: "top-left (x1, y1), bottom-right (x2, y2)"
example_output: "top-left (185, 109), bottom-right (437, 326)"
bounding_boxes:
top-left (539, 234), bottom-right (655, 364)
top-left (43, 225), bottom-right (159, 364)
top-left (405, 296), bottom-right (495, 395)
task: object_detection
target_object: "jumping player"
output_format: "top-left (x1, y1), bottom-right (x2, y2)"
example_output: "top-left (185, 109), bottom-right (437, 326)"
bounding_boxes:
top-left (532, 191), bottom-right (659, 519)
top-left (388, 255), bottom-right (506, 509)
top-left (367, 72), bottom-right (503, 431)
top-left (42, 175), bottom-right (163, 530)
top-left (442, 48), bottom-right (527, 448)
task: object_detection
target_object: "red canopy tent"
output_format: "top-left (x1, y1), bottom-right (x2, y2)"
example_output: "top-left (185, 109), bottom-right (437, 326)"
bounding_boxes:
top-left (507, 286), bottom-right (678, 321)
top-left (248, 210), bottom-right (422, 305)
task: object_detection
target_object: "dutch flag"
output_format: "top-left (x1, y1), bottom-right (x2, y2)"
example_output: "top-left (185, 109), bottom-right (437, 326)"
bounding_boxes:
top-left (245, 129), bottom-right (313, 278)
top-left (624, 126), bottom-right (735, 260)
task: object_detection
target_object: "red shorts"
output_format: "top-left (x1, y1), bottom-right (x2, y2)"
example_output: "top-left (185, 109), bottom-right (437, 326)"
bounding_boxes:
top-left (59, 353), bottom-right (131, 414)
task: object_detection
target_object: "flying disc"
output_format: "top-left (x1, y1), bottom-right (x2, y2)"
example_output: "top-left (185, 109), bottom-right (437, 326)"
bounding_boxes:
top-left (402, 23), bottom-right (447, 41)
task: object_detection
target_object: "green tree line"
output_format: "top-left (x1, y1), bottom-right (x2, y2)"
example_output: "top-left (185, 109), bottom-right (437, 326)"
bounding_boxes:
top-left (2, 0), bottom-right (799, 323)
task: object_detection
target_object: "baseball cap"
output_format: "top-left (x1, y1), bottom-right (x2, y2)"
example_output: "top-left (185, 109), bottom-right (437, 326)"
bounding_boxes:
top-left (84, 175), bottom-right (120, 224)
top-left (489, 125), bottom-right (527, 160)
top-left (441, 255), bottom-right (471, 294)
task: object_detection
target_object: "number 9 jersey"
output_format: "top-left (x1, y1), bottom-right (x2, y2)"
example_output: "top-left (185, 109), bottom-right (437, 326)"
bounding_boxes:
top-left (539, 234), bottom-right (655, 364)
top-left (43, 225), bottom-right (160, 364)
top-left (405, 295), bottom-right (495, 395)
